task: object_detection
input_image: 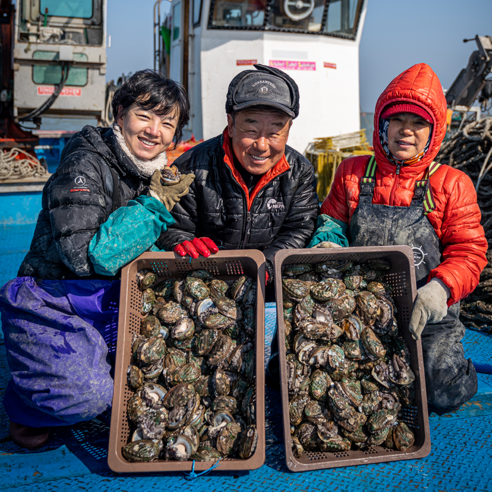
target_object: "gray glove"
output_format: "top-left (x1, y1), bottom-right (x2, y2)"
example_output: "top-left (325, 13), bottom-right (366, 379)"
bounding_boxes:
top-left (149, 170), bottom-right (195, 211)
top-left (313, 241), bottom-right (342, 249)
top-left (409, 279), bottom-right (450, 340)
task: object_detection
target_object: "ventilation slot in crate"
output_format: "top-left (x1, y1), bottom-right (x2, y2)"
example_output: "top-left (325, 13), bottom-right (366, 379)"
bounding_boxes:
top-left (332, 451), bottom-right (350, 458)
top-left (150, 261), bottom-right (172, 277)
top-left (199, 260), bottom-right (220, 276)
top-left (397, 306), bottom-right (412, 326)
top-left (174, 260), bottom-right (195, 274)
top-left (400, 406), bottom-right (420, 429)
top-left (385, 271), bottom-right (408, 297)
top-left (306, 452), bottom-right (327, 461)
top-left (130, 281), bottom-right (141, 312)
top-left (129, 313), bottom-right (140, 337)
top-left (225, 260), bottom-right (245, 275)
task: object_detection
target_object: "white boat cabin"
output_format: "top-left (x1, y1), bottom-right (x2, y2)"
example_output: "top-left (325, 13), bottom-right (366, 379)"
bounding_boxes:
top-left (159, 0), bottom-right (367, 152)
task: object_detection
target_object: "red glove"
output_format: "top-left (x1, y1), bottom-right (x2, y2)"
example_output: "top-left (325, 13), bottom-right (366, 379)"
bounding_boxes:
top-left (174, 237), bottom-right (219, 258)
top-left (265, 271), bottom-right (270, 285)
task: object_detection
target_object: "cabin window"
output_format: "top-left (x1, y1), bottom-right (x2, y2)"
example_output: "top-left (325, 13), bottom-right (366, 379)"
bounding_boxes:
top-left (193, 0), bottom-right (203, 26)
top-left (173, 3), bottom-right (181, 41)
top-left (40, 0), bottom-right (93, 19)
top-left (32, 51), bottom-right (88, 86)
top-left (18, 0), bottom-right (103, 44)
top-left (210, 0), bottom-right (267, 28)
top-left (324, 0), bottom-right (359, 36)
top-left (209, 0), bottom-right (364, 39)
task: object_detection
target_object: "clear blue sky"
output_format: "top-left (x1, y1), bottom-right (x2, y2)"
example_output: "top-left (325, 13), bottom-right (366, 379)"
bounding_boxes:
top-left (106, 0), bottom-right (492, 112)
top-left (359, 0), bottom-right (492, 112)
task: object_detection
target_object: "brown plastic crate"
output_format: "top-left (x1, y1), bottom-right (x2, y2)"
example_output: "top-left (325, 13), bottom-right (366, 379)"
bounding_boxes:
top-left (274, 246), bottom-right (431, 472)
top-left (108, 251), bottom-right (266, 473)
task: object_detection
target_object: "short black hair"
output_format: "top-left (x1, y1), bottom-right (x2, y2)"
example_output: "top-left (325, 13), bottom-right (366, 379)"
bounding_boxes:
top-left (112, 69), bottom-right (190, 143)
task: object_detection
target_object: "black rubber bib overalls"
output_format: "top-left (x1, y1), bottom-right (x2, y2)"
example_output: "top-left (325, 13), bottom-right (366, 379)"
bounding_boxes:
top-left (350, 157), bottom-right (477, 415)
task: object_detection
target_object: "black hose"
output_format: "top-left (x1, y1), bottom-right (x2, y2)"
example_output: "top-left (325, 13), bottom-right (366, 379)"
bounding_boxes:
top-left (19, 63), bottom-right (71, 121)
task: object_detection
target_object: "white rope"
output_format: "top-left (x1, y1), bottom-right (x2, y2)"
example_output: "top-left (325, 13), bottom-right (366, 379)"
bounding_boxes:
top-left (0, 147), bottom-right (48, 180)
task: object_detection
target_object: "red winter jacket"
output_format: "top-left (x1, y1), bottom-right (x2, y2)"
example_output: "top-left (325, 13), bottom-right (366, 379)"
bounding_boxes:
top-left (320, 63), bottom-right (487, 306)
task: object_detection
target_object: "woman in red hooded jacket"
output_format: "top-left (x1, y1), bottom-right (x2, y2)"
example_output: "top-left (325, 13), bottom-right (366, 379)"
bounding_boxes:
top-left (304, 63), bottom-right (488, 415)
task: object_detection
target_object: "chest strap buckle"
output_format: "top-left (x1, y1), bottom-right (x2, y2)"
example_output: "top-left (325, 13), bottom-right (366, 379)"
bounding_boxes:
top-left (415, 161), bottom-right (441, 214)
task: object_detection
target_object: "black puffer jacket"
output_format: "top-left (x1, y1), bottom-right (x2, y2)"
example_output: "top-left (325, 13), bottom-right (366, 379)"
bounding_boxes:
top-left (18, 126), bottom-right (150, 280)
top-left (158, 131), bottom-right (319, 275)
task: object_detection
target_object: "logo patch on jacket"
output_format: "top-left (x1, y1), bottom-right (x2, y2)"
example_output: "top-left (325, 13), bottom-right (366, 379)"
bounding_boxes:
top-left (74, 176), bottom-right (86, 185)
top-left (411, 244), bottom-right (427, 268)
top-left (267, 198), bottom-right (285, 212)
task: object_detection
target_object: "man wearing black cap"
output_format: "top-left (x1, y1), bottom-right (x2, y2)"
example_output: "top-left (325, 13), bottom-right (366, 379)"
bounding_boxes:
top-left (157, 64), bottom-right (318, 285)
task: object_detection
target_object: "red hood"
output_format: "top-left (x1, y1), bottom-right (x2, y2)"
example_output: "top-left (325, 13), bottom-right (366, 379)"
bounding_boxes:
top-left (373, 63), bottom-right (448, 178)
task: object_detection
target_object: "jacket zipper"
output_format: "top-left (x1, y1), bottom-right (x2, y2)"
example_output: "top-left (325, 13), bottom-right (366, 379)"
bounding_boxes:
top-left (389, 163), bottom-right (401, 205)
top-left (222, 143), bottom-right (290, 249)
top-left (242, 211), bottom-right (252, 249)
top-left (225, 163), bottom-right (250, 249)
top-left (239, 168), bottom-right (291, 248)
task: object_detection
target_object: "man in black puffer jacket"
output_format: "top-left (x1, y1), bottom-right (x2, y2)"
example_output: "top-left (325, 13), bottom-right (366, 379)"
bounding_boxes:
top-left (158, 64), bottom-right (319, 284)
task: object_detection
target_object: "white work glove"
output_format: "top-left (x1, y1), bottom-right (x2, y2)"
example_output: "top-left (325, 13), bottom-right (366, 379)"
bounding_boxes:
top-left (409, 279), bottom-right (450, 340)
top-left (313, 241), bottom-right (342, 249)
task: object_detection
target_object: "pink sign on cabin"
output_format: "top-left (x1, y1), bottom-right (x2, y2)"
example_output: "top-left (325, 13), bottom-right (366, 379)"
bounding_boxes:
top-left (269, 60), bottom-right (316, 71)
top-left (38, 86), bottom-right (82, 97)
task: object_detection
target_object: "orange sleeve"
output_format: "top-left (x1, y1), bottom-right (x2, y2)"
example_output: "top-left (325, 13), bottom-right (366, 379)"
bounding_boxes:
top-left (428, 171), bottom-right (488, 305)
top-left (320, 159), bottom-right (352, 223)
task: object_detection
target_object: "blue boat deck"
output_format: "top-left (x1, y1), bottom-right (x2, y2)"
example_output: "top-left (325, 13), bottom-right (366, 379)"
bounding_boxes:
top-left (1, 224), bottom-right (492, 491)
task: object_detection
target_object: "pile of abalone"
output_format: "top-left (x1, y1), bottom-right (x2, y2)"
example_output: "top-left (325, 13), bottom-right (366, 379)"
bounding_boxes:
top-left (122, 269), bottom-right (258, 462)
top-left (281, 259), bottom-right (416, 457)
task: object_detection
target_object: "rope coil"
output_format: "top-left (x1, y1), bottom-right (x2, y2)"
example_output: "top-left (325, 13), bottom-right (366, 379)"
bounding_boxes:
top-left (437, 116), bottom-right (492, 331)
top-left (0, 147), bottom-right (48, 180)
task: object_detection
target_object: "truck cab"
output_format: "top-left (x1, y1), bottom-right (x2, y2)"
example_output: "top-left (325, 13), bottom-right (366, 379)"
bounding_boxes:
top-left (13, 0), bottom-right (108, 124)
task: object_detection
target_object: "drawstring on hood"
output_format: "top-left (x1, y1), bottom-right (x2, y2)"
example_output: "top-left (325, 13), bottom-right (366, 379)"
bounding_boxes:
top-left (112, 122), bottom-right (168, 178)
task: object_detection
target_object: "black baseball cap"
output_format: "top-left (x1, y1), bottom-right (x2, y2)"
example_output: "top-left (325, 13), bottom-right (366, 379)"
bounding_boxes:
top-left (226, 64), bottom-right (300, 119)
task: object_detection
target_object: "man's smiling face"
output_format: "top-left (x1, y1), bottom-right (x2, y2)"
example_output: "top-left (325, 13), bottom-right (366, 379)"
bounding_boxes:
top-left (227, 109), bottom-right (292, 175)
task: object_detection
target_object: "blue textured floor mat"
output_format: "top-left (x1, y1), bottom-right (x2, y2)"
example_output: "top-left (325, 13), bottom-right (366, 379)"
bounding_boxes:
top-left (1, 386), bottom-right (491, 492)
top-left (1, 227), bottom-right (492, 491)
